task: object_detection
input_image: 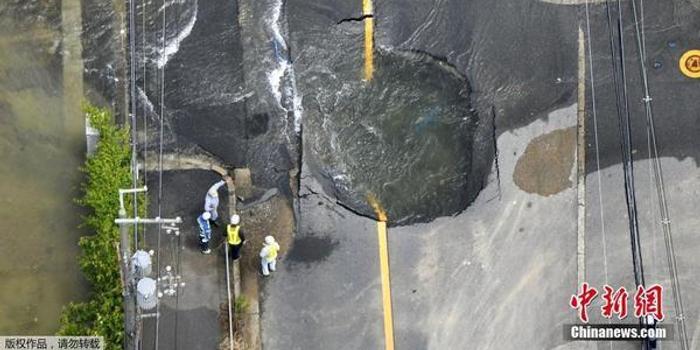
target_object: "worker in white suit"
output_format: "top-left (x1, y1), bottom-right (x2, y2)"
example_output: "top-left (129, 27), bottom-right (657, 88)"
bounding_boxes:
top-left (259, 235), bottom-right (280, 276)
top-left (204, 179), bottom-right (226, 226)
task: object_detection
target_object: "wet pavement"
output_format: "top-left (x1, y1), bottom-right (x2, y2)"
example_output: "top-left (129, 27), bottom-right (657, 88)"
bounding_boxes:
top-left (260, 1), bottom-right (581, 347)
top-left (260, 171), bottom-right (384, 350)
top-left (13, 0), bottom-right (694, 347)
top-left (261, 0), bottom-right (700, 349)
top-left (387, 105), bottom-right (580, 349)
top-left (261, 103), bottom-right (581, 350)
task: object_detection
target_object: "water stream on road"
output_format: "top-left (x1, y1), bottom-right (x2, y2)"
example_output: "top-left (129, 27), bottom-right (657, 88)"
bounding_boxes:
top-left (304, 50), bottom-right (480, 224)
top-left (0, 1), bottom-right (88, 334)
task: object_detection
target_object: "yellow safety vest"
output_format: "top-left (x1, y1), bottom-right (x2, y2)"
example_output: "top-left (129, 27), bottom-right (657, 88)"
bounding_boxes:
top-left (227, 225), bottom-right (242, 245)
top-left (266, 244), bottom-right (279, 260)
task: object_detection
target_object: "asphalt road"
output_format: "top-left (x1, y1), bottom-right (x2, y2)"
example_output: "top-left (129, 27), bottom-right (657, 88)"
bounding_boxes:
top-left (261, 102), bottom-right (584, 349)
top-left (260, 172), bottom-right (385, 350)
top-left (118, 0), bottom-right (700, 348)
top-left (387, 105), bottom-right (581, 349)
top-left (261, 0), bottom-right (700, 349)
top-left (582, 1), bottom-right (700, 349)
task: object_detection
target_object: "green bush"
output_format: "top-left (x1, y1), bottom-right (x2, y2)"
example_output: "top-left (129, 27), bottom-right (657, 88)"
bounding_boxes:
top-left (58, 104), bottom-right (143, 349)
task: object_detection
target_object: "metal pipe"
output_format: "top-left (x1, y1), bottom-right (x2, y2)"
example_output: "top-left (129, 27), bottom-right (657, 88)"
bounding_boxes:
top-left (120, 186), bottom-right (148, 194)
top-left (139, 312), bottom-right (160, 319)
top-left (115, 217), bottom-right (182, 225)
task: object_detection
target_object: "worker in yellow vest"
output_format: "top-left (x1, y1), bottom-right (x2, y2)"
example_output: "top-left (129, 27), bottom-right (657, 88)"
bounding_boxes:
top-left (224, 214), bottom-right (245, 260)
top-left (259, 235), bottom-right (280, 276)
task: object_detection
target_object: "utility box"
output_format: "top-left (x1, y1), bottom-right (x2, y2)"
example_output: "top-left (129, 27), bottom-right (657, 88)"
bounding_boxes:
top-left (131, 250), bottom-right (152, 279)
top-left (136, 277), bottom-right (157, 310)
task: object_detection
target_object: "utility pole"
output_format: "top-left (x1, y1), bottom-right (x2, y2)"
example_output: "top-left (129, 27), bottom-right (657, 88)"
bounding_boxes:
top-left (116, 186), bottom-right (182, 350)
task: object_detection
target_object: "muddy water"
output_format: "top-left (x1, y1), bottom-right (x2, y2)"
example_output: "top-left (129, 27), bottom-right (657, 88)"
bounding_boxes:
top-left (302, 49), bottom-right (482, 224)
top-left (0, 2), bottom-right (88, 334)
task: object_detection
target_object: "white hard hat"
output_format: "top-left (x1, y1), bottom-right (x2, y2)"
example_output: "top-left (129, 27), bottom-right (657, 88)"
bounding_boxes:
top-left (202, 212), bottom-right (211, 220)
top-left (264, 235), bottom-right (276, 245)
top-left (230, 214), bottom-right (240, 225)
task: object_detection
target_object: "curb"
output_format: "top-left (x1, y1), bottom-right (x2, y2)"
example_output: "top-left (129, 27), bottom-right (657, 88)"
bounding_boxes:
top-left (209, 167), bottom-right (244, 349)
top-left (221, 174), bottom-right (242, 299)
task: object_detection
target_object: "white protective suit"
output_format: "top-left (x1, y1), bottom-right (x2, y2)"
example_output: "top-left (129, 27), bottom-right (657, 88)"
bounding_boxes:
top-left (204, 180), bottom-right (226, 221)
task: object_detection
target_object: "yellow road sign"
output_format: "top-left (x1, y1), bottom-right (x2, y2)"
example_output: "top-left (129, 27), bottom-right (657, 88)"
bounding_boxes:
top-left (679, 50), bottom-right (700, 78)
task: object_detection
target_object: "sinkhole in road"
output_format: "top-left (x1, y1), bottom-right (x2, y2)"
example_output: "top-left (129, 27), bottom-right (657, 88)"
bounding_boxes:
top-left (304, 50), bottom-right (490, 225)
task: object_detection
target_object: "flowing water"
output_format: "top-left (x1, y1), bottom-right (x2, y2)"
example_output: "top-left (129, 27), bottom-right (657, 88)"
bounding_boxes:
top-left (0, 0), bottom-right (500, 334)
top-left (287, 2), bottom-right (493, 224)
top-left (132, 0), bottom-right (490, 224)
top-left (302, 50), bottom-right (481, 224)
top-left (127, 0), bottom-right (483, 225)
top-left (0, 0), bottom-right (88, 334)
top-left (0, 3), bottom-right (495, 335)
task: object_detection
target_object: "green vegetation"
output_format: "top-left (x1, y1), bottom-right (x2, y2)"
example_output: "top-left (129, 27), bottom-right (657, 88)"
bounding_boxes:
top-left (58, 104), bottom-right (143, 349)
top-left (234, 296), bottom-right (249, 315)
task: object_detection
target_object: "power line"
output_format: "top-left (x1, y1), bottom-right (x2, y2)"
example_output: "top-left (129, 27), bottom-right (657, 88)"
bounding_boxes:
top-left (602, 2), bottom-right (689, 349)
top-left (168, 4), bottom-right (187, 349)
top-left (126, 1), bottom-right (143, 348)
top-left (174, 224), bottom-right (183, 350)
top-left (582, 4), bottom-right (613, 349)
top-left (604, 0), bottom-right (647, 302)
top-left (141, 0), bottom-right (149, 249)
top-left (154, 0), bottom-right (167, 346)
top-left (584, 0), bottom-right (609, 289)
top-left (128, 0), bottom-right (140, 250)
top-left (615, 0), bottom-right (646, 289)
top-left (628, 0), bottom-right (689, 347)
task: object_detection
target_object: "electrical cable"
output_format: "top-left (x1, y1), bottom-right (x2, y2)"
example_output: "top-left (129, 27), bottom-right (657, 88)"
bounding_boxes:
top-left (141, 0), bottom-right (149, 249)
top-left (629, 0), bottom-right (689, 347)
top-left (604, 0), bottom-right (647, 305)
top-left (129, 0), bottom-right (139, 250)
top-left (614, 0), bottom-right (646, 290)
top-left (127, 1), bottom-right (142, 348)
top-left (154, 0), bottom-right (167, 347)
top-left (172, 5), bottom-right (182, 349)
top-left (583, 4), bottom-right (613, 349)
top-left (172, 4), bottom-right (186, 346)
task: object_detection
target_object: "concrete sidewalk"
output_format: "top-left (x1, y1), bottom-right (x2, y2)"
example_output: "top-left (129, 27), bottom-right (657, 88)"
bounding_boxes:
top-left (141, 170), bottom-right (229, 350)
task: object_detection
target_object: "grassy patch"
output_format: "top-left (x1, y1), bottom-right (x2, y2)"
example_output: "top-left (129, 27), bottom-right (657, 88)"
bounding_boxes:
top-left (234, 296), bottom-right (249, 315)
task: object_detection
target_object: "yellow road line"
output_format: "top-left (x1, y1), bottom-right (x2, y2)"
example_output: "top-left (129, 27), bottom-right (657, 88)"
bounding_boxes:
top-left (368, 194), bottom-right (394, 350)
top-left (363, 0), bottom-right (374, 81)
top-left (376, 220), bottom-right (395, 350)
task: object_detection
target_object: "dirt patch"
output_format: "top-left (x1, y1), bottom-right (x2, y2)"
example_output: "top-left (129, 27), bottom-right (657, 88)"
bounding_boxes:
top-left (228, 193), bottom-right (295, 350)
top-left (513, 127), bottom-right (576, 196)
top-left (218, 303), bottom-right (244, 350)
top-left (239, 195), bottom-right (294, 270)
